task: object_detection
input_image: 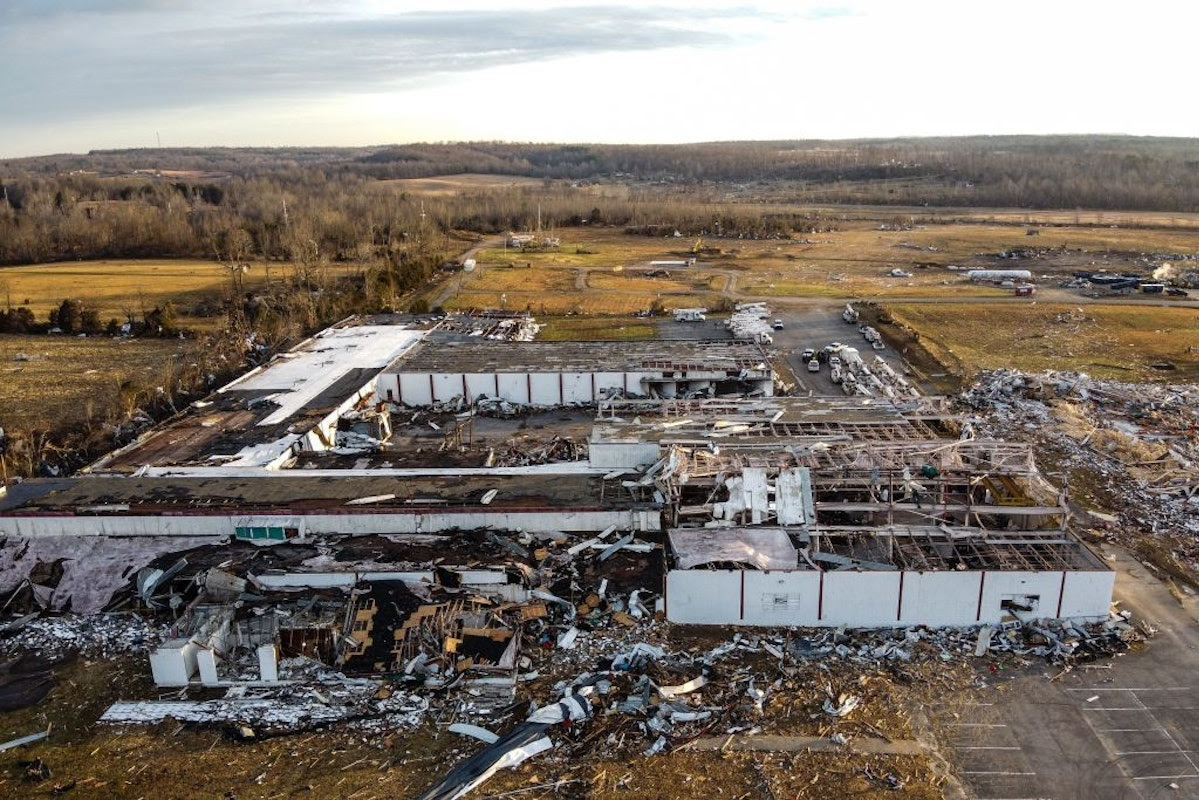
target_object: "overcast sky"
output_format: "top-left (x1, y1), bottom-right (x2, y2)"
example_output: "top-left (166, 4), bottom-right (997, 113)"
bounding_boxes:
top-left (2, 0), bottom-right (1195, 157)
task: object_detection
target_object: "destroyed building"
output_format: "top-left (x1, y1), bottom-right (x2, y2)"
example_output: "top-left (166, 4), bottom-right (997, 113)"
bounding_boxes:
top-left (0, 313), bottom-right (1114, 670)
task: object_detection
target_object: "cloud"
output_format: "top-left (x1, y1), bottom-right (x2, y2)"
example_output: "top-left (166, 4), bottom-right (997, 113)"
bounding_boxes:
top-left (1, 4), bottom-right (760, 124)
top-left (0, 0), bottom-right (186, 22)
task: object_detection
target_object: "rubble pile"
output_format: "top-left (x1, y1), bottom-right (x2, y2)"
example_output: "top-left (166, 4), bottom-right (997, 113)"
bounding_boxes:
top-left (961, 370), bottom-right (1199, 578)
top-left (100, 682), bottom-right (428, 736)
top-left (0, 612), bottom-right (167, 659)
top-left (437, 312), bottom-right (542, 342)
top-left (409, 607), bottom-right (1145, 797)
top-left (423, 395), bottom-right (596, 418)
top-left (489, 435), bottom-right (587, 467)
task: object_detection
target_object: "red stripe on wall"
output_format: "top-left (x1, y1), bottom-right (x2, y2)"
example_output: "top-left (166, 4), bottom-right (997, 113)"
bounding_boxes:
top-left (818, 572), bottom-right (824, 621)
top-left (740, 571), bottom-right (746, 621)
top-left (897, 571), bottom-right (905, 621)
top-left (1056, 571), bottom-right (1067, 618)
top-left (976, 572), bottom-right (986, 622)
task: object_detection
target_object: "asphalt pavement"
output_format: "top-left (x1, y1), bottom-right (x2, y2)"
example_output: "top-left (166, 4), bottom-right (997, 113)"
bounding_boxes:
top-left (942, 548), bottom-right (1199, 800)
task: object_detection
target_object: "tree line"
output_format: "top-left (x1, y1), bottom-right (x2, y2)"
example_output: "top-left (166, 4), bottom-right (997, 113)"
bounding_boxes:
top-left (0, 135), bottom-right (1196, 271)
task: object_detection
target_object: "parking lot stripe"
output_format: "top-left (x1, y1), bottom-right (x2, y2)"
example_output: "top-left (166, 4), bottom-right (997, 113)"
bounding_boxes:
top-left (957, 745), bottom-right (1022, 750)
top-left (961, 770), bottom-right (1037, 776)
top-left (1067, 687), bottom-right (1192, 692)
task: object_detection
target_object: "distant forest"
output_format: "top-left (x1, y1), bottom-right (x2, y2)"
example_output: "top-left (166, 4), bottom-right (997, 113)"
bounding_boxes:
top-left (2, 136), bottom-right (1198, 269)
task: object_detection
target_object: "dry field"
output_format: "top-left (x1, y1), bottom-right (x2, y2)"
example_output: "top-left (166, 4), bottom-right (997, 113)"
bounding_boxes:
top-left (886, 303), bottom-right (1199, 381)
top-left (0, 259), bottom-right (363, 330)
top-left (0, 334), bottom-right (199, 432)
top-left (804, 204), bottom-right (1199, 231)
top-left (536, 316), bottom-right (658, 340)
top-left (381, 173), bottom-right (545, 195)
top-left (432, 221), bottom-right (1199, 316)
top-left (447, 290), bottom-right (667, 316)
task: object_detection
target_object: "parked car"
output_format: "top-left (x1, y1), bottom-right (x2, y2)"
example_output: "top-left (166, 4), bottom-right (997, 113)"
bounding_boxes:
top-left (772, 319), bottom-right (784, 330)
top-left (800, 348), bottom-right (815, 361)
top-left (807, 359), bottom-right (820, 372)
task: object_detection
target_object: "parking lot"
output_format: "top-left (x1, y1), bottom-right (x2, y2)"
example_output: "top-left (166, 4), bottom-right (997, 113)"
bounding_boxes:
top-left (940, 682), bottom-right (1199, 800)
top-left (768, 305), bottom-right (921, 396)
top-left (659, 303), bottom-right (920, 396)
top-left (939, 546), bottom-right (1199, 800)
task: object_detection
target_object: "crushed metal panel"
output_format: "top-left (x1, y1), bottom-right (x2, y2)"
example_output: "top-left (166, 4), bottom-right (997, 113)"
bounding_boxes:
top-left (775, 467), bottom-right (814, 526)
top-left (742, 468), bottom-right (769, 524)
top-left (669, 528), bottom-right (798, 570)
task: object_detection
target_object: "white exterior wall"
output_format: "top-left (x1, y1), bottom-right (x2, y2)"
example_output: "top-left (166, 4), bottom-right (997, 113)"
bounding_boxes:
top-left (978, 570), bottom-right (1067, 624)
top-left (528, 373), bottom-right (561, 405)
top-left (391, 370), bottom-right (668, 407)
top-left (432, 372), bottom-right (463, 401)
top-left (0, 508), bottom-right (659, 538)
top-left (464, 373), bottom-right (495, 401)
top-left (666, 568), bottom-right (1113, 628)
top-left (822, 572), bottom-right (903, 627)
top-left (743, 571), bottom-right (822, 626)
top-left (1059, 570), bottom-right (1115, 619)
top-left (899, 571), bottom-right (984, 627)
top-left (398, 373), bottom-right (434, 405)
top-left (376, 373), bottom-right (400, 403)
top-left (594, 372), bottom-right (625, 398)
top-left (665, 570), bottom-right (740, 624)
top-left (562, 373), bottom-right (591, 404)
top-left (496, 374), bottom-right (531, 404)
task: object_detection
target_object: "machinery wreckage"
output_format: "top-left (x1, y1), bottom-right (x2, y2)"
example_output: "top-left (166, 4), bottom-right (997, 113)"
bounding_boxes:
top-left (0, 316), bottom-right (1151, 796)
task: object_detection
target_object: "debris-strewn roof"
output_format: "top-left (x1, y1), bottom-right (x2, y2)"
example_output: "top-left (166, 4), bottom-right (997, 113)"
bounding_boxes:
top-left (670, 528), bottom-right (799, 570)
top-left (389, 336), bottom-right (770, 374)
top-left (0, 473), bottom-right (638, 513)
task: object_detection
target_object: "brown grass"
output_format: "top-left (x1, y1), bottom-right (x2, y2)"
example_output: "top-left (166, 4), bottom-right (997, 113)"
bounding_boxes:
top-left (457, 264), bottom-right (578, 293)
top-left (886, 303), bottom-right (1199, 380)
top-left (586, 270), bottom-right (709, 294)
top-left (0, 259), bottom-right (364, 330)
top-left (0, 334), bottom-right (199, 432)
top-left (537, 316), bottom-right (658, 340)
top-left (380, 173), bottom-right (545, 195)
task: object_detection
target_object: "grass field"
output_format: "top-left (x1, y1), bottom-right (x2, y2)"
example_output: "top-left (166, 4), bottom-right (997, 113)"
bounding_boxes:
top-left (452, 222), bottom-right (1199, 308)
top-left (445, 290), bottom-right (673, 316)
top-left (0, 259), bottom-right (363, 330)
top-left (425, 221), bottom-right (1199, 319)
top-left (886, 303), bottom-right (1199, 380)
top-left (0, 334), bottom-right (199, 432)
top-left (381, 173), bottom-right (545, 195)
top-left (537, 316), bottom-right (659, 340)
top-left (586, 269), bottom-right (714, 294)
